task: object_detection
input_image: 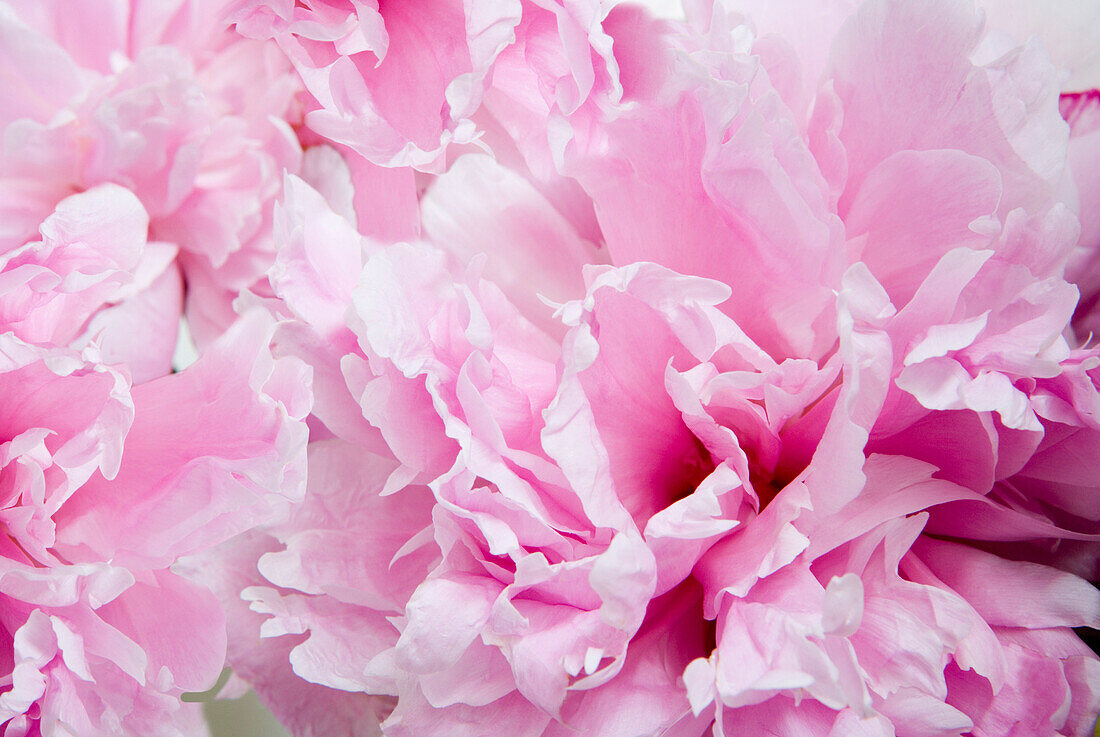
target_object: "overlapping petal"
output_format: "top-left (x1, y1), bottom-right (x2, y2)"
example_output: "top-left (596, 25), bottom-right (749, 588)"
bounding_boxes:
top-left (5, 0), bottom-right (1096, 735)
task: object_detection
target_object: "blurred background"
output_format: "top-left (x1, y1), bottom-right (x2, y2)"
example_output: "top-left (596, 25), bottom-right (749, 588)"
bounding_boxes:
top-left (205, 693), bottom-right (290, 737)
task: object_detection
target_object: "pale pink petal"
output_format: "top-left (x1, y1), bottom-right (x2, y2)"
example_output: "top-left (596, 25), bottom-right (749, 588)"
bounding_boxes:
top-left (422, 153), bottom-right (602, 337)
top-left (568, 24), bottom-right (843, 358)
top-left (914, 537), bottom-right (1100, 630)
top-left (53, 310), bottom-right (311, 568)
top-left (980, 0), bottom-right (1100, 92)
top-left (829, 0), bottom-right (1068, 217)
top-left (0, 5), bottom-right (84, 129)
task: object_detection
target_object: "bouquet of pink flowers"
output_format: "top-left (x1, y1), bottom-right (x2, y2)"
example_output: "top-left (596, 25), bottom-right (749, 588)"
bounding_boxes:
top-left (1, 0), bottom-right (1098, 735)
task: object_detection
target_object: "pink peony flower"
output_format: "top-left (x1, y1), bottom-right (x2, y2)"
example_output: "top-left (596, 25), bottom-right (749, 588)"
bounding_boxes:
top-left (0, 0), bottom-right (305, 365)
top-left (4, 0), bottom-right (1097, 735)
top-left (227, 0), bottom-right (623, 174)
top-left (0, 310), bottom-right (310, 736)
top-left (0, 184), bottom-right (181, 384)
top-left (200, 1), bottom-right (1100, 734)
